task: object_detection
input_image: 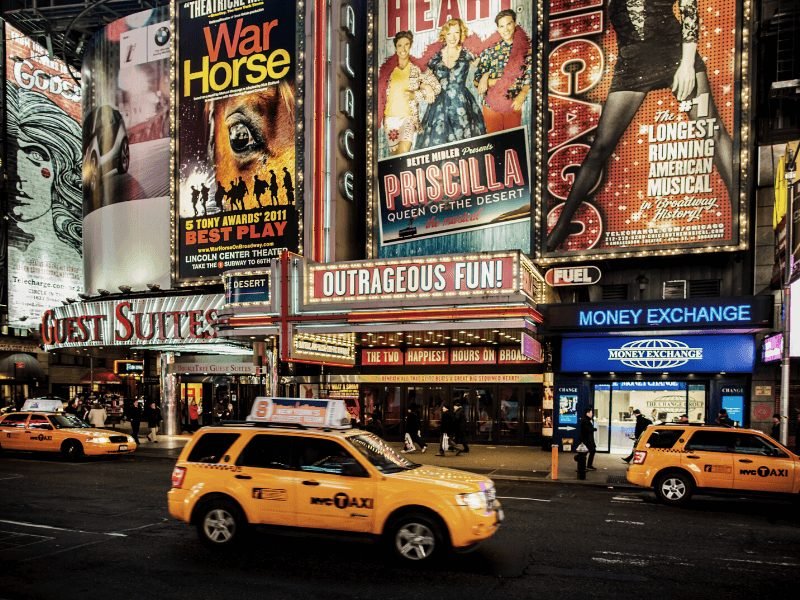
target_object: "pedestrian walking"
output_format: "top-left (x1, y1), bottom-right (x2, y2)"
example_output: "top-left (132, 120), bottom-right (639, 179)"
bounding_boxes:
top-left (770, 413), bottom-right (781, 440)
top-left (437, 405), bottom-right (453, 456)
top-left (128, 399), bottom-right (143, 444)
top-left (401, 404), bottom-right (427, 453)
top-left (453, 399), bottom-right (470, 455)
top-left (87, 402), bottom-right (107, 428)
top-left (189, 401), bottom-right (200, 432)
top-left (622, 409), bottom-right (651, 463)
top-left (580, 407), bottom-right (597, 470)
top-left (146, 401), bottom-right (161, 443)
top-left (716, 408), bottom-right (735, 427)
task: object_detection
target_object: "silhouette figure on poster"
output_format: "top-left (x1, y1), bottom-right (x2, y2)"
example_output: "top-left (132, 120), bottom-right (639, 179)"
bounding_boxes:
top-left (283, 166), bottom-right (294, 204)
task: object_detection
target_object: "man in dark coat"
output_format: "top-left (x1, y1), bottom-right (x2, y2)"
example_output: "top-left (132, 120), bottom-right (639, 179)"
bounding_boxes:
top-left (127, 399), bottom-right (143, 445)
top-left (453, 399), bottom-right (470, 456)
top-left (580, 407), bottom-right (597, 470)
top-left (437, 405), bottom-right (454, 456)
top-left (403, 404), bottom-right (427, 453)
top-left (623, 409), bottom-right (652, 463)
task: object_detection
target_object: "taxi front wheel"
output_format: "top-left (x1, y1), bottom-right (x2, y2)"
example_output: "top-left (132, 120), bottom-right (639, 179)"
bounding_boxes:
top-left (388, 512), bottom-right (444, 563)
top-left (61, 440), bottom-right (83, 461)
top-left (655, 471), bottom-right (693, 505)
top-left (197, 499), bottom-right (247, 547)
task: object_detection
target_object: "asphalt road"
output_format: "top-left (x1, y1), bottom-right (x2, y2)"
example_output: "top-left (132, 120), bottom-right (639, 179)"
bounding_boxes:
top-left (0, 453), bottom-right (797, 600)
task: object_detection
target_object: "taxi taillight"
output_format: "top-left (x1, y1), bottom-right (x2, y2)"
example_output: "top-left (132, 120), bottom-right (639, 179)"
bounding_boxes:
top-left (632, 450), bottom-right (647, 465)
top-left (171, 466), bottom-right (187, 489)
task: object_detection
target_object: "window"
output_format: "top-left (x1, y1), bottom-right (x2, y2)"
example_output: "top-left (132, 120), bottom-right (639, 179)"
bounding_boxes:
top-left (646, 429), bottom-right (685, 449)
top-left (0, 414), bottom-right (28, 428)
top-left (685, 431), bottom-right (735, 453)
top-left (187, 433), bottom-right (240, 463)
top-left (733, 433), bottom-right (785, 457)
top-left (297, 438), bottom-right (367, 477)
top-left (237, 435), bottom-right (294, 470)
top-left (28, 415), bottom-right (52, 430)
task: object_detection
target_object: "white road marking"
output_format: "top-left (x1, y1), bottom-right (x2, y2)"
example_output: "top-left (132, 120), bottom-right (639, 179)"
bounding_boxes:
top-left (0, 474), bottom-right (23, 481)
top-left (593, 557), bottom-right (648, 566)
top-left (604, 519), bottom-right (644, 525)
top-left (720, 558), bottom-right (800, 568)
top-left (496, 496), bottom-right (551, 502)
top-left (0, 519), bottom-right (127, 537)
top-left (611, 495), bottom-right (644, 503)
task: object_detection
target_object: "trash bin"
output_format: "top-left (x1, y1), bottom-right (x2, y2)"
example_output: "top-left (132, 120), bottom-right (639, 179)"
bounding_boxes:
top-left (574, 442), bottom-right (589, 480)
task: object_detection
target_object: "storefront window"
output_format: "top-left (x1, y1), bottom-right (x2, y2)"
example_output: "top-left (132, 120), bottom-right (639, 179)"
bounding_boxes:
top-left (594, 384), bottom-right (611, 452)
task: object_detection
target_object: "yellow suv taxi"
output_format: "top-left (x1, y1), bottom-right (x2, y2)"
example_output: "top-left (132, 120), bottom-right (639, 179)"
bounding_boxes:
top-left (168, 398), bottom-right (503, 563)
top-left (0, 399), bottom-right (137, 460)
top-left (626, 424), bottom-right (799, 505)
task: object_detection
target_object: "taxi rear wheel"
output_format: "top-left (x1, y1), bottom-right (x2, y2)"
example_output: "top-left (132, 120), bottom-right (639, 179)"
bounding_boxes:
top-left (61, 440), bottom-right (84, 461)
top-left (388, 512), bottom-right (444, 563)
top-left (655, 471), bottom-right (693, 505)
top-left (197, 499), bottom-right (246, 547)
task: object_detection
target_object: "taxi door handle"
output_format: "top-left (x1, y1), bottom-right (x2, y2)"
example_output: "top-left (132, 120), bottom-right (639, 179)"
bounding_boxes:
top-left (302, 480), bottom-right (320, 486)
top-left (687, 455), bottom-right (700, 459)
top-left (738, 459), bottom-right (753, 464)
top-left (235, 474), bottom-right (252, 480)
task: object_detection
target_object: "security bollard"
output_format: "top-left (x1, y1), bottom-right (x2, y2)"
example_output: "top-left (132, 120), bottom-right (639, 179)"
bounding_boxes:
top-left (574, 444), bottom-right (589, 480)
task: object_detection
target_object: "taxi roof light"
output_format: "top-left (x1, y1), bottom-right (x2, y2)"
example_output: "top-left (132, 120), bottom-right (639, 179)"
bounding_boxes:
top-left (246, 397), bottom-right (352, 430)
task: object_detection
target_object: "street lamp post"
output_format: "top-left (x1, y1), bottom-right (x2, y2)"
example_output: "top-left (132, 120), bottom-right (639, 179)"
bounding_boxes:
top-left (780, 151), bottom-right (797, 446)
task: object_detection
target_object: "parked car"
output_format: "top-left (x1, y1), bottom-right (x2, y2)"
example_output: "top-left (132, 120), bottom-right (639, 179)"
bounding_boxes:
top-left (626, 424), bottom-right (799, 505)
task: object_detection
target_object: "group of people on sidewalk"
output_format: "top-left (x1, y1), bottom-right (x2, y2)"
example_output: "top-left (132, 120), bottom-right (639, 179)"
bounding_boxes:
top-left (401, 396), bottom-right (470, 457)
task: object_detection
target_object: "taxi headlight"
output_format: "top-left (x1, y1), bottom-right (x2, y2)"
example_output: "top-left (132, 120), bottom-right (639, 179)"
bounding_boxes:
top-left (86, 436), bottom-right (110, 444)
top-left (456, 491), bottom-right (487, 510)
top-left (127, 436), bottom-right (135, 444)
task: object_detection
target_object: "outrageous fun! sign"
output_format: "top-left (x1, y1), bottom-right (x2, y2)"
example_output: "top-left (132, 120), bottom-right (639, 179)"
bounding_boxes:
top-left (543, 0), bottom-right (743, 258)
top-left (375, 0), bottom-right (533, 257)
top-left (175, 0), bottom-right (299, 284)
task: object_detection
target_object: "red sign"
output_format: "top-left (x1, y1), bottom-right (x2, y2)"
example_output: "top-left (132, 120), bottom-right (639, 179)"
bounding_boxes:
top-left (14, 362), bottom-right (25, 369)
top-left (405, 348), bottom-right (449, 366)
top-left (361, 348), bottom-right (404, 366)
top-left (449, 347), bottom-right (496, 366)
top-left (307, 253), bottom-right (518, 304)
top-left (521, 332), bottom-right (544, 363)
top-left (498, 346), bottom-right (541, 364)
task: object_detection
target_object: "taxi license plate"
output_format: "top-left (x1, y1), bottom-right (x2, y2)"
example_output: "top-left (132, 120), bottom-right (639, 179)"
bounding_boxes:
top-left (119, 444), bottom-right (128, 451)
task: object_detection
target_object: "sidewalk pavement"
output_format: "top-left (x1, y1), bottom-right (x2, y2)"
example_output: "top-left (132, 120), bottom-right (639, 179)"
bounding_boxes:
top-left (116, 422), bottom-right (634, 488)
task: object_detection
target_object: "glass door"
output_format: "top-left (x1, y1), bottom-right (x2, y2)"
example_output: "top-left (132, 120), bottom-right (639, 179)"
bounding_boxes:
top-left (593, 384), bottom-right (611, 452)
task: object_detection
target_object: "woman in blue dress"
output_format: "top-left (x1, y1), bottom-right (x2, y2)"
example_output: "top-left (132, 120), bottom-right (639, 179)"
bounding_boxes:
top-left (416, 18), bottom-right (485, 149)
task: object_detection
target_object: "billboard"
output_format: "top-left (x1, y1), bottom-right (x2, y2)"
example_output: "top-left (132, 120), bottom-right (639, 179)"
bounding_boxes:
top-left (81, 7), bottom-right (172, 292)
top-left (4, 25), bottom-right (83, 327)
top-left (542, 0), bottom-right (745, 259)
top-left (374, 0), bottom-right (534, 258)
top-left (175, 0), bottom-right (300, 284)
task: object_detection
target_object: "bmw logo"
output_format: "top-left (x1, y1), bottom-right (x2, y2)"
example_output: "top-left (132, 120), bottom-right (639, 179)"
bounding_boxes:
top-left (154, 26), bottom-right (170, 46)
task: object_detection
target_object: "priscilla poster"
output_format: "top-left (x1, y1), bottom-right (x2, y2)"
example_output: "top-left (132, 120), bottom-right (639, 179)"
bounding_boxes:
top-left (375, 0), bottom-right (533, 257)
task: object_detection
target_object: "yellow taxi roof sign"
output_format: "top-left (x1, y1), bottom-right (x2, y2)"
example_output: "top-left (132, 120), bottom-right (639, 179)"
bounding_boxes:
top-left (247, 397), bottom-right (351, 429)
top-left (21, 398), bottom-right (64, 412)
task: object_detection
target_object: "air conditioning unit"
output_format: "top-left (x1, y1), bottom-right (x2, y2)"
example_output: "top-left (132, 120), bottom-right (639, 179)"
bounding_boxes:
top-left (663, 280), bottom-right (687, 299)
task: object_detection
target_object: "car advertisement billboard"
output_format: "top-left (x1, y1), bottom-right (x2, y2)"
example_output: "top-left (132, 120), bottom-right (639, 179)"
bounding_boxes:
top-left (542, 0), bottom-right (745, 259)
top-left (4, 24), bottom-right (83, 327)
top-left (175, 0), bottom-right (300, 284)
top-left (81, 6), bottom-right (172, 292)
top-left (373, 0), bottom-right (534, 258)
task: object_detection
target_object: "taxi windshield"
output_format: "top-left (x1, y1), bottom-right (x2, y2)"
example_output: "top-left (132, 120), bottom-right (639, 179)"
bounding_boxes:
top-left (50, 414), bottom-right (90, 429)
top-left (347, 432), bottom-right (419, 474)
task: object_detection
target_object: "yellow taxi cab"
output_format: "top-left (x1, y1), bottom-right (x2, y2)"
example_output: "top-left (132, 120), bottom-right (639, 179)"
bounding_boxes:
top-left (626, 423), bottom-right (799, 505)
top-left (0, 398), bottom-right (137, 460)
top-left (168, 397), bottom-right (503, 563)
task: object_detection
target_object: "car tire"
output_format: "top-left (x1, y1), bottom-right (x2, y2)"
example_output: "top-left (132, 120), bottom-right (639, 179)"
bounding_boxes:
top-left (387, 512), bottom-right (444, 563)
top-left (654, 471), bottom-right (693, 505)
top-left (61, 440), bottom-right (84, 461)
top-left (196, 499), bottom-right (247, 547)
top-left (118, 138), bottom-right (130, 174)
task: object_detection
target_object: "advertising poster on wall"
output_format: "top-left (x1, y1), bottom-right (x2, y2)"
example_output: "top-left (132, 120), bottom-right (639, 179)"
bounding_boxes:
top-left (81, 7), bottom-right (172, 292)
top-left (176, 0), bottom-right (299, 284)
top-left (4, 25), bottom-right (83, 327)
top-left (543, 0), bottom-right (742, 258)
top-left (375, 0), bottom-right (533, 258)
